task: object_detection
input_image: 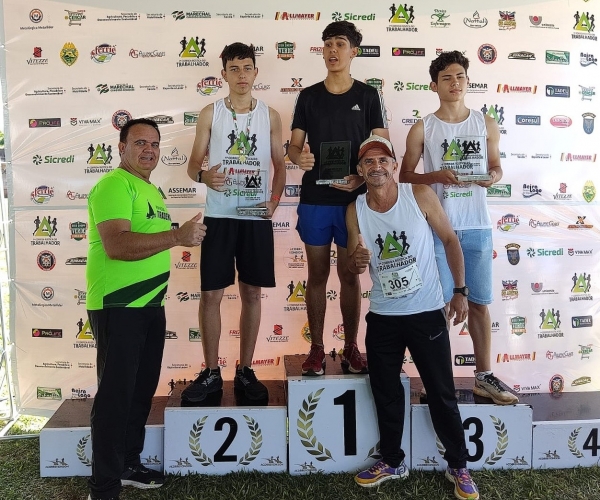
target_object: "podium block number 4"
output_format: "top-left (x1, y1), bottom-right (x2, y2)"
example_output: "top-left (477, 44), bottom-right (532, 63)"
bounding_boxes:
top-left (578, 428), bottom-right (600, 457)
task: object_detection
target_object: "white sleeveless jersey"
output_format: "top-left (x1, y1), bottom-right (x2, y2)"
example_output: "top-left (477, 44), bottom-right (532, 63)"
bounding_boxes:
top-left (423, 110), bottom-right (492, 229)
top-left (356, 183), bottom-right (444, 315)
top-left (206, 98), bottom-right (272, 219)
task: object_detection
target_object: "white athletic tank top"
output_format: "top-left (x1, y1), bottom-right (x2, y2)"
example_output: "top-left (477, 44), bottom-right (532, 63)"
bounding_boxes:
top-left (423, 110), bottom-right (492, 229)
top-left (206, 98), bottom-right (272, 219)
top-left (356, 183), bottom-right (444, 315)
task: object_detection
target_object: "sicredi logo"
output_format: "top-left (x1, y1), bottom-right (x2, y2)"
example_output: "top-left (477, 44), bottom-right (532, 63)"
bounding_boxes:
top-left (331, 12), bottom-right (375, 22)
top-left (394, 81), bottom-right (430, 91)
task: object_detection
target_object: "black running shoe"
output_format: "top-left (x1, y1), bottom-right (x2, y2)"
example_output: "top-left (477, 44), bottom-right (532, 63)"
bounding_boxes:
top-left (181, 367), bottom-right (223, 402)
top-left (120, 464), bottom-right (164, 489)
top-left (234, 366), bottom-right (268, 401)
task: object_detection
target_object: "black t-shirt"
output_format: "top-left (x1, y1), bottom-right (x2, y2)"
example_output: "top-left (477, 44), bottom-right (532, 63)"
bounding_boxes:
top-left (291, 80), bottom-right (387, 206)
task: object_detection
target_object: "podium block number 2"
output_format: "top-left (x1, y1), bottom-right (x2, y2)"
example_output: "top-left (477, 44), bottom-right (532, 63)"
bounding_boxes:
top-left (214, 417), bottom-right (238, 462)
top-left (189, 415), bottom-right (263, 466)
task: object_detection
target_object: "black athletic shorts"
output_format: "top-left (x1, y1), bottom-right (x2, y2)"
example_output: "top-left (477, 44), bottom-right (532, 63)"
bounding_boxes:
top-left (200, 217), bottom-right (276, 291)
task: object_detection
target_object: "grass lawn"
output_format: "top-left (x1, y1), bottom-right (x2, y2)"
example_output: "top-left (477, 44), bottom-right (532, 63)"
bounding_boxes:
top-left (1, 436), bottom-right (599, 500)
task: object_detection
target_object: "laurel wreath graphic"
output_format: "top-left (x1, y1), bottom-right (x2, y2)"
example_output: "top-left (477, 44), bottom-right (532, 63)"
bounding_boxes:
top-left (436, 435), bottom-right (445, 456)
top-left (297, 388), bottom-right (334, 462)
top-left (568, 427), bottom-right (585, 458)
top-left (76, 435), bottom-right (92, 466)
top-left (189, 416), bottom-right (213, 466)
top-left (484, 415), bottom-right (509, 465)
top-left (238, 415), bottom-right (263, 466)
top-left (365, 441), bottom-right (382, 461)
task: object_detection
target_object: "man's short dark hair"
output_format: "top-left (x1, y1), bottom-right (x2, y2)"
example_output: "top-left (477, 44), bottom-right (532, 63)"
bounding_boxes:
top-left (221, 42), bottom-right (256, 70)
top-left (429, 51), bottom-right (469, 83)
top-left (119, 118), bottom-right (160, 143)
top-left (322, 21), bottom-right (362, 48)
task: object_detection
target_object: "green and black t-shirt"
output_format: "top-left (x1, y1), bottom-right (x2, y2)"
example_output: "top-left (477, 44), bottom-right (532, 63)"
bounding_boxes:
top-left (86, 168), bottom-right (172, 310)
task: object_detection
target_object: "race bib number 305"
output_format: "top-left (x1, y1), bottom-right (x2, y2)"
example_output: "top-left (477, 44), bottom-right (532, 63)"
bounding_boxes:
top-left (379, 263), bottom-right (423, 298)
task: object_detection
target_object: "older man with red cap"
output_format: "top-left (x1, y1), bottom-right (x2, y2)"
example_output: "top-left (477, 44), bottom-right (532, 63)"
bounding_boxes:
top-left (346, 135), bottom-right (479, 499)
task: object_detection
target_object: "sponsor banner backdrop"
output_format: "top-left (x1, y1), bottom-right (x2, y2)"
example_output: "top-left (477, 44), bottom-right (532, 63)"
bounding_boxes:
top-left (1, 0), bottom-right (598, 412)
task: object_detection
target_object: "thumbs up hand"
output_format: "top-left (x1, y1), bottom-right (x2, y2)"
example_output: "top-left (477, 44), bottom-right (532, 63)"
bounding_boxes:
top-left (353, 234), bottom-right (372, 271)
top-left (298, 143), bottom-right (315, 171)
top-left (202, 163), bottom-right (226, 191)
top-left (176, 212), bottom-right (207, 247)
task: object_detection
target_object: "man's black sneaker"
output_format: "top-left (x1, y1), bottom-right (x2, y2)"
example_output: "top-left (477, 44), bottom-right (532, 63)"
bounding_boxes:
top-left (181, 367), bottom-right (223, 402)
top-left (234, 366), bottom-right (269, 401)
top-left (88, 496), bottom-right (120, 500)
top-left (120, 464), bottom-right (164, 489)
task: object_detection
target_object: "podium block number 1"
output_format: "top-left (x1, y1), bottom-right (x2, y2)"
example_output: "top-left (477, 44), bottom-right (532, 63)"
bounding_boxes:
top-left (334, 390), bottom-right (357, 456)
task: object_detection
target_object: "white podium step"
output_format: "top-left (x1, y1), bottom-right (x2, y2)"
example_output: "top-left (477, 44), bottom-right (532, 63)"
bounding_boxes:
top-left (533, 420), bottom-right (600, 468)
top-left (163, 380), bottom-right (288, 475)
top-left (39, 397), bottom-right (166, 477)
top-left (285, 354), bottom-right (411, 474)
top-left (38, 375), bottom-right (600, 476)
top-left (411, 403), bottom-right (533, 470)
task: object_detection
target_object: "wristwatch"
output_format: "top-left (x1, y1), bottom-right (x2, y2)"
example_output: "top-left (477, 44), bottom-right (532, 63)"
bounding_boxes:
top-left (453, 286), bottom-right (469, 297)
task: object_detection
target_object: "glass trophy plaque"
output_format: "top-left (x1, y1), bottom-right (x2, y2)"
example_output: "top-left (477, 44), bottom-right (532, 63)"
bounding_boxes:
top-left (236, 169), bottom-right (268, 216)
top-left (456, 174), bottom-right (492, 182)
top-left (316, 141), bottom-right (350, 185)
top-left (449, 135), bottom-right (488, 182)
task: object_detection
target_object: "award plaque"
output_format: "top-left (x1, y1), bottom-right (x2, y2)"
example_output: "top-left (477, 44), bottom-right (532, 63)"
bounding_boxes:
top-left (449, 135), bottom-right (488, 179)
top-left (316, 141), bottom-right (351, 185)
top-left (456, 174), bottom-right (492, 182)
top-left (236, 169), bottom-right (268, 216)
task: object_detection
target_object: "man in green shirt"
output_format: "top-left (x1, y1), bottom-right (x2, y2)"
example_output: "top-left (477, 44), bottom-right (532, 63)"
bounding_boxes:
top-left (86, 118), bottom-right (206, 500)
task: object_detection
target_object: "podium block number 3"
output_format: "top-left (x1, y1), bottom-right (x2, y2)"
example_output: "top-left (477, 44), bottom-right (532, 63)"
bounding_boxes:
top-left (437, 415), bottom-right (509, 466)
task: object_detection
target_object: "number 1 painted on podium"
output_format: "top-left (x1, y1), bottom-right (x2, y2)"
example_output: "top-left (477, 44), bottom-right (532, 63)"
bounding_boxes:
top-left (334, 390), bottom-right (357, 456)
